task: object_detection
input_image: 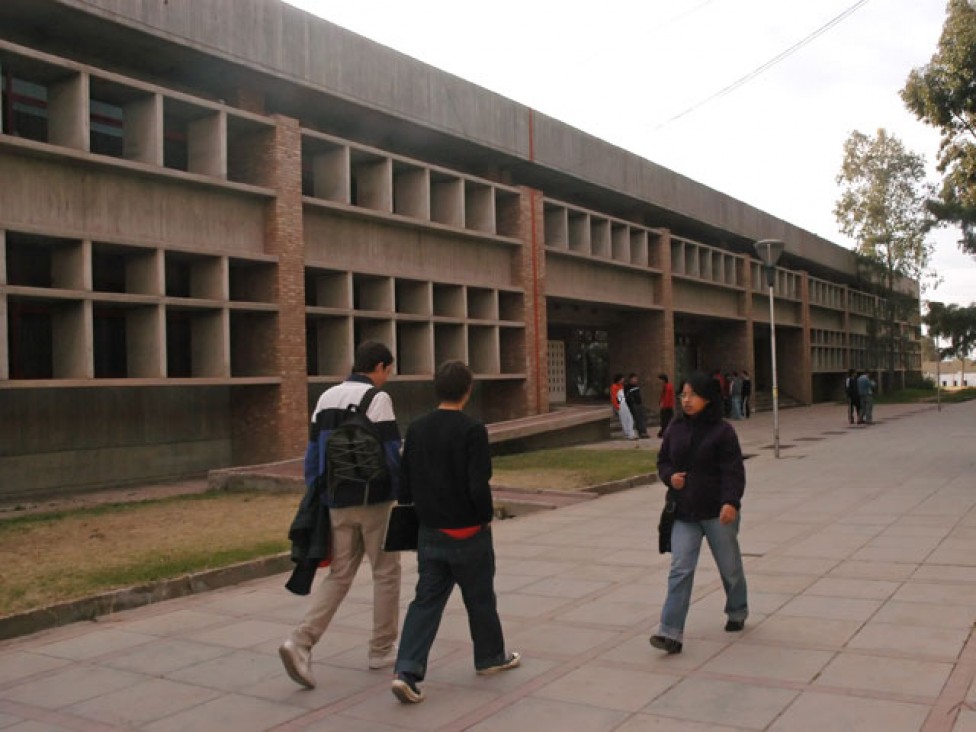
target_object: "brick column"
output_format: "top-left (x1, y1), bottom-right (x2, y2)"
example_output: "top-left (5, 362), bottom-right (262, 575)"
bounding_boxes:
top-left (512, 186), bottom-right (547, 416)
top-left (232, 114), bottom-right (308, 464)
top-left (741, 257), bottom-right (756, 381)
top-left (657, 230), bottom-right (676, 381)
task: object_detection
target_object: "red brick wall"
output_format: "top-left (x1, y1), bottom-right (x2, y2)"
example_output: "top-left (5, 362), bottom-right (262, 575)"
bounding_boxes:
top-left (232, 115), bottom-right (308, 463)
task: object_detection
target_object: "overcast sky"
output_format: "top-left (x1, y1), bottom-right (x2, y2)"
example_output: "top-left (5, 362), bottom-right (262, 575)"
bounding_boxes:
top-left (285, 0), bottom-right (974, 307)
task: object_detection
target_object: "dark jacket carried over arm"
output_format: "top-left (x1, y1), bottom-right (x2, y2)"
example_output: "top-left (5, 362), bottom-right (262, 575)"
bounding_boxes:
top-left (657, 416), bottom-right (745, 521)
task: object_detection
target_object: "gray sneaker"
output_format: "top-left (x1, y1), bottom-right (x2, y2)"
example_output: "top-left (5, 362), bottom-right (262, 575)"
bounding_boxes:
top-left (368, 645), bottom-right (397, 670)
top-left (476, 651), bottom-right (521, 675)
top-left (279, 639), bottom-right (315, 689)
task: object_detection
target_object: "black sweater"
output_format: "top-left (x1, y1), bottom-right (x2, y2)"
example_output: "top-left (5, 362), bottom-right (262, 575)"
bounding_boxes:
top-left (399, 409), bottom-right (494, 528)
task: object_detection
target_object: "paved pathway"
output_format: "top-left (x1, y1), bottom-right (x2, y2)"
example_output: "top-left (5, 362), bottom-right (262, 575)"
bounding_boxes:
top-left (1, 399), bottom-right (975, 731)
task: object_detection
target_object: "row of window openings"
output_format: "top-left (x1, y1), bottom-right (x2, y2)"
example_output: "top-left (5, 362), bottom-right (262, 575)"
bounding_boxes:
top-left (6, 306), bottom-right (522, 379)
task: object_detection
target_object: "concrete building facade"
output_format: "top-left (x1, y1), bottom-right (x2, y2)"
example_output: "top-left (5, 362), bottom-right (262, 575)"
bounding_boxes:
top-left (0, 0), bottom-right (922, 498)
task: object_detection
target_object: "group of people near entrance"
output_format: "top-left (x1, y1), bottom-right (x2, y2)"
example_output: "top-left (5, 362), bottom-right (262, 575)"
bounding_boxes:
top-left (845, 369), bottom-right (877, 425)
top-left (279, 341), bottom-right (748, 707)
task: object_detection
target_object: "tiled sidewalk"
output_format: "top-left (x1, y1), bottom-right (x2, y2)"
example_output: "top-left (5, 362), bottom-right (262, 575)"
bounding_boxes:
top-left (2, 399), bottom-right (975, 731)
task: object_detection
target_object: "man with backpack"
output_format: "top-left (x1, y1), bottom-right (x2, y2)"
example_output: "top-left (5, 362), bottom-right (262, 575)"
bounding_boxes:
top-left (279, 341), bottom-right (403, 689)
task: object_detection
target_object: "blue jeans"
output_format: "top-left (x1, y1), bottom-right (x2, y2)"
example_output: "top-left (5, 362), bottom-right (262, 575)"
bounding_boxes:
top-left (395, 525), bottom-right (506, 680)
top-left (658, 515), bottom-right (748, 642)
top-left (731, 396), bottom-right (743, 420)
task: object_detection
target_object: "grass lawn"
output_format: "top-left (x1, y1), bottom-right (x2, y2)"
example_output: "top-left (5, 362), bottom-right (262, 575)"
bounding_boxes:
top-left (0, 448), bottom-right (654, 617)
top-left (874, 386), bottom-right (976, 404)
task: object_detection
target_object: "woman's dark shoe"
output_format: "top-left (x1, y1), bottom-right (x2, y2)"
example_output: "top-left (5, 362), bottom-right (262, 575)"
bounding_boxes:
top-left (649, 635), bottom-right (683, 654)
top-left (725, 619), bottom-right (745, 632)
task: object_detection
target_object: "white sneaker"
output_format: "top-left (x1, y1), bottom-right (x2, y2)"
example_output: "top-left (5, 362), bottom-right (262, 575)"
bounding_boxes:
top-left (477, 651), bottom-right (521, 675)
top-left (279, 639), bottom-right (315, 689)
top-left (369, 645), bottom-right (397, 670)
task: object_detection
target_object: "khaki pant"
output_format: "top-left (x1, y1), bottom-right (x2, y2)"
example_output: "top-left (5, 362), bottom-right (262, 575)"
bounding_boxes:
top-left (291, 501), bottom-right (400, 659)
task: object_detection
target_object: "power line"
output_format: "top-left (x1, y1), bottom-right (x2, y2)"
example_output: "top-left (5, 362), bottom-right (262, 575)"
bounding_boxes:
top-left (654, 0), bottom-right (871, 130)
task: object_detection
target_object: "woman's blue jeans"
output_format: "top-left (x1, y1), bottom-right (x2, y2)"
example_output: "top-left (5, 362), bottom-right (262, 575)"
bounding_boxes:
top-left (658, 515), bottom-right (748, 642)
top-left (395, 526), bottom-right (506, 680)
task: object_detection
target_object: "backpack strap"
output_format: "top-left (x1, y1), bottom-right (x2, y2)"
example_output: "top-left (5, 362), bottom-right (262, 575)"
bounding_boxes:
top-left (356, 387), bottom-right (381, 419)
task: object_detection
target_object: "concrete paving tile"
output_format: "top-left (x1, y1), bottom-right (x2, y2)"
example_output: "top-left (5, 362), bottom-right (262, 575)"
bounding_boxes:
top-left (103, 638), bottom-right (231, 674)
top-left (602, 548), bottom-right (663, 567)
top-left (776, 594), bottom-right (882, 622)
top-left (645, 677), bottom-right (798, 730)
top-left (701, 642), bottom-right (835, 683)
top-left (851, 545), bottom-right (937, 563)
top-left (748, 556), bottom-right (840, 576)
top-left (746, 574), bottom-right (818, 595)
top-left (894, 582), bottom-right (976, 606)
top-left (873, 600), bottom-right (976, 629)
top-left (0, 712), bottom-right (19, 728)
top-left (244, 666), bottom-right (383, 708)
top-left (141, 692), bottom-right (305, 732)
top-left (954, 709), bottom-right (976, 732)
top-left (251, 627), bottom-right (366, 660)
top-left (768, 690), bottom-right (929, 732)
top-left (846, 621), bottom-right (969, 659)
top-left (913, 564), bottom-right (976, 583)
top-left (926, 542), bottom-right (976, 565)
top-left (465, 697), bottom-right (628, 732)
top-left (497, 592), bottom-right (571, 619)
top-left (598, 581), bottom-right (666, 605)
top-left (613, 714), bottom-right (748, 731)
top-left (66, 677), bottom-right (220, 726)
top-left (814, 652), bottom-right (953, 697)
top-left (342, 681), bottom-right (499, 730)
top-left (0, 653), bottom-right (69, 687)
top-left (279, 715), bottom-right (406, 731)
top-left (803, 577), bottom-right (901, 600)
top-left (828, 560), bottom-right (918, 581)
top-left (532, 662), bottom-right (678, 712)
top-left (555, 599), bottom-right (655, 628)
top-left (742, 591), bottom-right (793, 615)
top-left (115, 608), bottom-right (230, 636)
top-left (32, 628), bottom-right (156, 661)
top-left (779, 534), bottom-right (873, 560)
top-left (747, 616), bottom-right (863, 647)
top-left (198, 588), bottom-right (291, 616)
top-left (2, 722), bottom-right (75, 732)
top-left (164, 649), bottom-right (286, 692)
top-left (492, 572), bottom-right (546, 593)
top-left (0, 665), bottom-right (146, 709)
top-left (184, 619), bottom-right (294, 649)
top-left (494, 559), bottom-right (574, 577)
top-left (506, 621), bottom-right (623, 657)
top-left (518, 576), bottom-right (613, 599)
top-left (600, 634), bottom-right (727, 671)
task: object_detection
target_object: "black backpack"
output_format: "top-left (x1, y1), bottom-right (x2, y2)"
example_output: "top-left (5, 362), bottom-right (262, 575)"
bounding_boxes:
top-left (324, 388), bottom-right (389, 506)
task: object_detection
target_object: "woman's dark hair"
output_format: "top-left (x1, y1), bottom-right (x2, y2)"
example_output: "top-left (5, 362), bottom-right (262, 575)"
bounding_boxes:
top-left (657, 373), bottom-right (669, 382)
top-left (612, 372), bottom-right (624, 383)
top-left (434, 360), bottom-right (473, 402)
top-left (677, 371), bottom-right (723, 422)
top-left (352, 340), bottom-right (394, 373)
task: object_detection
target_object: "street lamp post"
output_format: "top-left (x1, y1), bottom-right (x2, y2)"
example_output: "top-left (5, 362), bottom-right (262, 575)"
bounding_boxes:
top-left (754, 239), bottom-right (785, 458)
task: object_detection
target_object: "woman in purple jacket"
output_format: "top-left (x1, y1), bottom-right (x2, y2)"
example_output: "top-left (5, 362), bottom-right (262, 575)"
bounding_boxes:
top-left (650, 371), bottom-right (747, 654)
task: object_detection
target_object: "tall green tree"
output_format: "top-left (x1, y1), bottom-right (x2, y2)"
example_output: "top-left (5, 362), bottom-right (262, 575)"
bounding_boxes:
top-left (902, 0), bottom-right (976, 257)
top-left (924, 301), bottom-right (976, 365)
top-left (834, 128), bottom-right (935, 384)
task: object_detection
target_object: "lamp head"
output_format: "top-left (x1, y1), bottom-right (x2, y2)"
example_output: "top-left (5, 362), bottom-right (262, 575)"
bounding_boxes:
top-left (754, 239), bottom-right (785, 268)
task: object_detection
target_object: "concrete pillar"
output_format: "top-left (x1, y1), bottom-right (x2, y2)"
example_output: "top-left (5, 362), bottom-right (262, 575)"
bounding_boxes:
top-left (187, 110), bottom-right (227, 178)
top-left (798, 272), bottom-right (813, 404)
top-left (512, 186), bottom-right (547, 416)
top-left (741, 257), bottom-right (756, 382)
top-left (231, 114), bottom-right (308, 464)
top-left (0, 230), bottom-right (6, 380)
top-left (123, 93), bottom-right (163, 165)
top-left (49, 72), bottom-right (89, 151)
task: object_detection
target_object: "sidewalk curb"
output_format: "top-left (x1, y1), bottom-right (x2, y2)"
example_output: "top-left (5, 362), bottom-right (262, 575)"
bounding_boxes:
top-left (0, 553), bottom-right (292, 642)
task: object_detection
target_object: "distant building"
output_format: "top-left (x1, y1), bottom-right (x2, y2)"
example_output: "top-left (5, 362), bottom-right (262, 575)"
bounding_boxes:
top-left (0, 0), bottom-right (921, 498)
top-left (922, 360), bottom-right (975, 388)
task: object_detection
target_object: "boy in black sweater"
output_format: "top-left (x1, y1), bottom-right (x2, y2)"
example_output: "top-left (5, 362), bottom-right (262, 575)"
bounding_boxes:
top-left (391, 361), bottom-right (520, 704)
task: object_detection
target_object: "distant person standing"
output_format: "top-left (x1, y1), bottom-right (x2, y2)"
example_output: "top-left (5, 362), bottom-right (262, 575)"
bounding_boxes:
top-left (611, 373), bottom-right (636, 440)
top-left (845, 369), bottom-right (861, 424)
top-left (857, 371), bottom-right (876, 425)
top-left (657, 373), bottom-right (675, 438)
top-left (729, 371), bottom-right (743, 420)
top-left (625, 373), bottom-right (650, 439)
top-left (740, 370), bottom-right (752, 418)
top-left (392, 361), bottom-right (520, 704)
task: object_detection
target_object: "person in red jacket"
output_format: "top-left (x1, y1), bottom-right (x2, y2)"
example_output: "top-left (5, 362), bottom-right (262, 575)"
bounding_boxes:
top-left (657, 373), bottom-right (675, 438)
